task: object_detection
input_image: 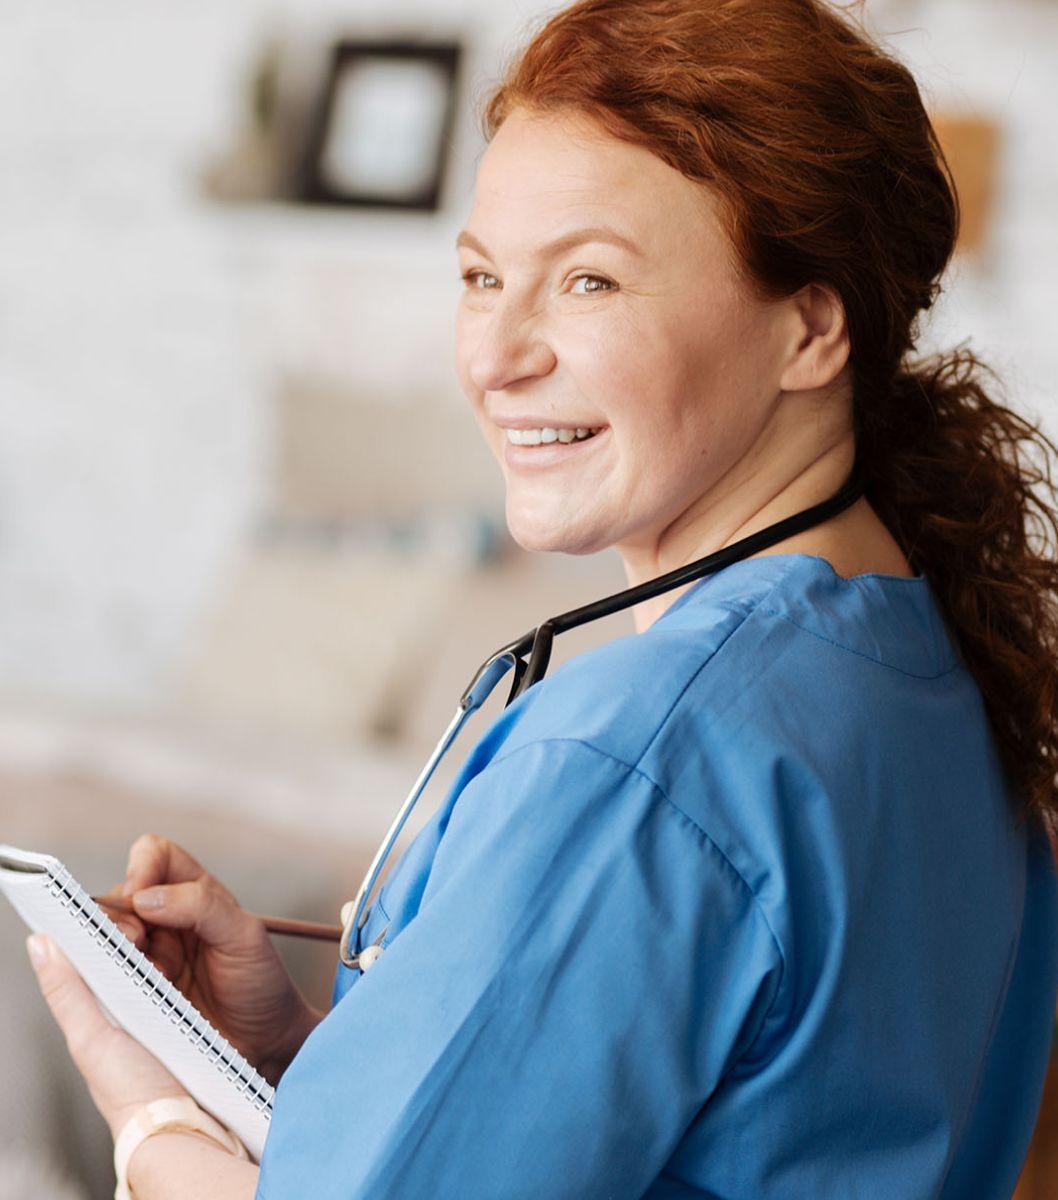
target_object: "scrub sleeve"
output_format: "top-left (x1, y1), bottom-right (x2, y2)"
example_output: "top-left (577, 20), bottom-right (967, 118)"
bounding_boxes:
top-left (256, 737), bottom-right (783, 1200)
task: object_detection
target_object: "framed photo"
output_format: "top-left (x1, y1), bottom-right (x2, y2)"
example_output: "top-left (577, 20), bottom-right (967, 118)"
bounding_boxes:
top-left (298, 40), bottom-right (462, 211)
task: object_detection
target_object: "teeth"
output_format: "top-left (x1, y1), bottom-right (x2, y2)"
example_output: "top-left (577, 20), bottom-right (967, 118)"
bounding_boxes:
top-left (505, 426), bottom-right (600, 446)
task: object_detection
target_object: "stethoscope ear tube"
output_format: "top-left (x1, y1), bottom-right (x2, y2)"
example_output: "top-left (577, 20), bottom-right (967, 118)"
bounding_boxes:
top-left (505, 654), bottom-right (528, 707)
top-left (508, 622), bottom-right (555, 705)
top-left (462, 651), bottom-right (521, 713)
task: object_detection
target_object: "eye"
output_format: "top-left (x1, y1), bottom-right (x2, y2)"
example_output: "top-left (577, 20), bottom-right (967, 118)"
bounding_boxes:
top-left (461, 269), bottom-right (500, 290)
top-left (570, 274), bottom-right (616, 295)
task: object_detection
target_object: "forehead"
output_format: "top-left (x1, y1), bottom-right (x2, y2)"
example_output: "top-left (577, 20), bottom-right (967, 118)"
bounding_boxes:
top-left (467, 107), bottom-right (719, 257)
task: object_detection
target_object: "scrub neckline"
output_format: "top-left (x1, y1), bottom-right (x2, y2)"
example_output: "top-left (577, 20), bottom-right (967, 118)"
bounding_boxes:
top-left (657, 550), bottom-right (957, 677)
top-left (660, 550), bottom-right (929, 622)
top-left (767, 551), bottom-right (926, 585)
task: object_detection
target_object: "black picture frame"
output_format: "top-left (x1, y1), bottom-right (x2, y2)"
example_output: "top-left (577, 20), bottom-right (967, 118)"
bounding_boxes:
top-left (297, 40), bottom-right (462, 212)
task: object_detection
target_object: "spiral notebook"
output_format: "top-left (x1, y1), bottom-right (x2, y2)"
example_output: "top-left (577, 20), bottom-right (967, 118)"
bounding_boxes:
top-left (0, 844), bottom-right (273, 1160)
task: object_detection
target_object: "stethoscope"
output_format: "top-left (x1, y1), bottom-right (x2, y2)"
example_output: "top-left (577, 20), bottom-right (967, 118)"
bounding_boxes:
top-left (339, 463), bottom-right (866, 970)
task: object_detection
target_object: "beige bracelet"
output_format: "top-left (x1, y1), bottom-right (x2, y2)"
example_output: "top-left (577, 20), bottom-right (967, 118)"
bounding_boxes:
top-left (113, 1097), bottom-right (249, 1200)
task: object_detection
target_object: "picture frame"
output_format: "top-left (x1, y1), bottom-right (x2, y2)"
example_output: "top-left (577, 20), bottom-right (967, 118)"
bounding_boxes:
top-left (297, 40), bottom-right (462, 212)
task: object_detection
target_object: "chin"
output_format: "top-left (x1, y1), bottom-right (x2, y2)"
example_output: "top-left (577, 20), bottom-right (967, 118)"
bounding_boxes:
top-left (505, 506), bottom-right (612, 557)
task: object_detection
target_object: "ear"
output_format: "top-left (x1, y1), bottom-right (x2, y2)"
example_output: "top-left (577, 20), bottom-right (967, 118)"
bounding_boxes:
top-left (778, 283), bottom-right (850, 393)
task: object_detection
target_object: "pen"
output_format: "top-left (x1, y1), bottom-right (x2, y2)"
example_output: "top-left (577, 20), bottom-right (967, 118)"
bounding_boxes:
top-left (91, 894), bottom-right (342, 943)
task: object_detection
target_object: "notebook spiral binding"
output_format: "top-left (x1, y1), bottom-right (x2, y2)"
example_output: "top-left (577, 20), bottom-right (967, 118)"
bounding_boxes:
top-left (45, 865), bottom-right (275, 1117)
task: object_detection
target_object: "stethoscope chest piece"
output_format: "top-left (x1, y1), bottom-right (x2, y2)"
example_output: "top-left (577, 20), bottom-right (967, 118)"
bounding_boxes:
top-left (339, 897), bottom-right (388, 973)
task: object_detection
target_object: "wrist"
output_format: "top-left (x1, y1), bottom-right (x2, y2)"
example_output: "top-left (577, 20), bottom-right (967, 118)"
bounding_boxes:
top-left (107, 1086), bottom-right (187, 1142)
top-left (114, 1097), bottom-right (247, 1200)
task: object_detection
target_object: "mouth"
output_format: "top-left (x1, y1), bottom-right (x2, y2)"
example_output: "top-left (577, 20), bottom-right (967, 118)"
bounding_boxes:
top-left (499, 423), bottom-right (610, 471)
top-left (503, 425), bottom-right (604, 446)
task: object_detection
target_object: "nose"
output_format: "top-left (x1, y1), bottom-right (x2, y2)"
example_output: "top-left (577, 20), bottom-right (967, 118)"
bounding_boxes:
top-left (465, 298), bottom-right (557, 394)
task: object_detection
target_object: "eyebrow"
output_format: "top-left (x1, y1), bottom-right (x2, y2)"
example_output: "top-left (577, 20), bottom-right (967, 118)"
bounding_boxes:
top-left (455, 225), bottom-right (644, 261)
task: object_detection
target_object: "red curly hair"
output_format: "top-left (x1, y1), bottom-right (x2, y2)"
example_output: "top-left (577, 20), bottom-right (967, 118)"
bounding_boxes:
top-left (480, 0), bottom-right (1058, 829)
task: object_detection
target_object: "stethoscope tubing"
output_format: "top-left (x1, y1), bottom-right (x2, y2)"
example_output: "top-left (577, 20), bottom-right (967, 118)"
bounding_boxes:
top-left (339, 463), bottom-right (866, 969)
top-left (339, 652), bottom-right (518, 967)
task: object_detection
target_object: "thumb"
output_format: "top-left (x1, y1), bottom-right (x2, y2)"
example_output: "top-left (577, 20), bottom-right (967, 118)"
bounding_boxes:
top-left (27, 934), bottom-right (113, 1065)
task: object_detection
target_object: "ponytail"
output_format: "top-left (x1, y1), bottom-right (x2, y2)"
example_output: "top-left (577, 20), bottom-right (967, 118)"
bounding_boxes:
top-left (857, 348), bottom-right (1058, 823)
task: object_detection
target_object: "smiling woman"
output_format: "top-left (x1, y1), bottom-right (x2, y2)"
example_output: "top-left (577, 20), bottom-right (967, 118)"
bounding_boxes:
top-left (28, 2), bottom-right (1058, 1198)
top-left (453, 106), bottom-right (863, 589)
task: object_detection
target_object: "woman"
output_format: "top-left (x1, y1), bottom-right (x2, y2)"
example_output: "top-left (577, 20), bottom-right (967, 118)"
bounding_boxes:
top-left (27, 1), bottom-right (1058, 1196)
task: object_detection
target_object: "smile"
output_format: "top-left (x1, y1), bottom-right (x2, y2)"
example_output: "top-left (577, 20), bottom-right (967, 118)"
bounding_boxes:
top-left (504, 427), bottom-right (603, 446)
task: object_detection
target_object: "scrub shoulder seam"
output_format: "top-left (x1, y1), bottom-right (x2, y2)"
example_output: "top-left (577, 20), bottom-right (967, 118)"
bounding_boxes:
top-left (486, 735), bottom-right (788, 1033)
top-left (759, 606), bottom-right (964, 678)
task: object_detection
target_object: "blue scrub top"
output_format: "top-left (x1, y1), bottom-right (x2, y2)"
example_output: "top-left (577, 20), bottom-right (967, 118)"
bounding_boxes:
top-left (257, 552), bottom-right (1058, 1199)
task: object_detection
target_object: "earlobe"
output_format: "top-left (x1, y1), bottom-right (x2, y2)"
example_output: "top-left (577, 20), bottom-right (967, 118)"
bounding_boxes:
top-left (778, 283), bottom-right (850, 393)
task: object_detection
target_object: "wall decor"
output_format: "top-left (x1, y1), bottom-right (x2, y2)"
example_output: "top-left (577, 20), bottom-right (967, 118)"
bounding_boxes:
top-left (298, 40), bottom-right (462, 211)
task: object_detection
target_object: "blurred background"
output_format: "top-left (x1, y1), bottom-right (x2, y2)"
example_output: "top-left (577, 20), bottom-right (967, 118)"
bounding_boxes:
top-left (0, 0), bottom-right (1055, 1196)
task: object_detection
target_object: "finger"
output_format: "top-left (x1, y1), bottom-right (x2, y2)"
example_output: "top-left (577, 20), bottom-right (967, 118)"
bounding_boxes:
top-left (144, 928), bottom-right (186, 984)
top-left (27, 935), bottom-right (113, 1068)
top-left (131, 878), bottom-right (260, 951)
top-left (122, 835), bottom-right (205, 897)
top-left (94, 890), bottom-right (149, 949)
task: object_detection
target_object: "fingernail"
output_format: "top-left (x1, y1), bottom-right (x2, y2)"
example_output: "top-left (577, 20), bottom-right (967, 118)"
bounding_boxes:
top-left (135, 888), bottom-right (166, 911)
top-left (26, 934), bottom-right (49, 968)
top-left (121, 879), bottom-right (136, 897)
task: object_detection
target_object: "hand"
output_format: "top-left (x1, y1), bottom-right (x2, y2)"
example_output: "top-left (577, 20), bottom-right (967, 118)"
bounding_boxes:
top-left (27, 933), bottom-right (187, 1138)
top-left (98, 835), bottom-right (324, 1084)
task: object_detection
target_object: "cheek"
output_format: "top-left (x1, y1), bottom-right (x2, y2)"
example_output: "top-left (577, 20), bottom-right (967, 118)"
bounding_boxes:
top-left (550, 312), bottom-right (651, 418)
top-left (614, 303), bottom-right (772, 442)
top-left (562, 311), bottom-right (717, 443)
top-left (577, 306), bottom-right (772, 521)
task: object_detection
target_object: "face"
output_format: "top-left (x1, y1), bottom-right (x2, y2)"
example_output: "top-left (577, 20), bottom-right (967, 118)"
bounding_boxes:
top-left (454, 107), bottom-right (798, 562)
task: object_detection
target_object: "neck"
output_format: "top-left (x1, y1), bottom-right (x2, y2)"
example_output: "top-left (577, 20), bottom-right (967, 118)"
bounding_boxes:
top-left (616, 434), bottom-right (858, 633)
